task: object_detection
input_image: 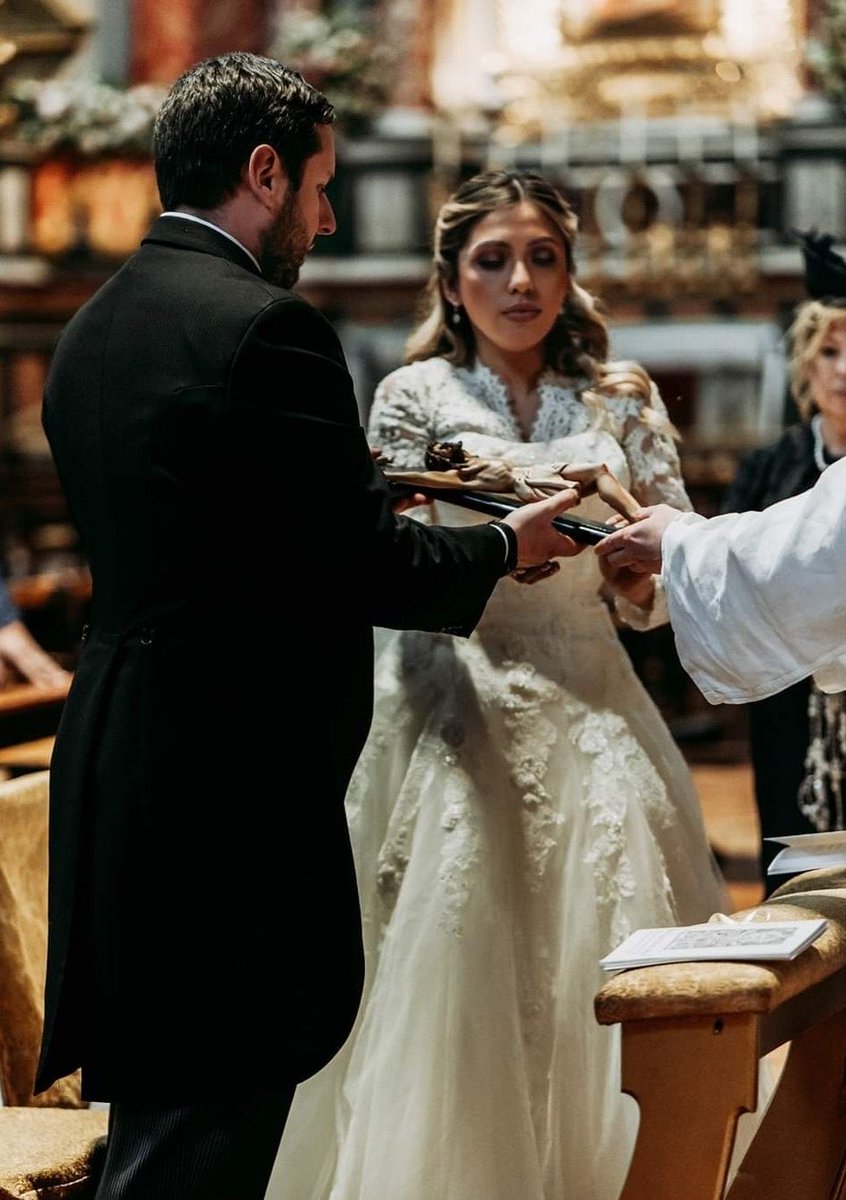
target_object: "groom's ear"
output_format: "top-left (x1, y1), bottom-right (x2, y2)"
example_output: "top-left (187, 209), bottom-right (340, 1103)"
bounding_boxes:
top-left (246, 144), bottom-right (289, 212)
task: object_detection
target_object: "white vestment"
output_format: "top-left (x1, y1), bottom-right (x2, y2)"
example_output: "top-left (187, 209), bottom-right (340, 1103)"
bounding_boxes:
top-left (662, 456), bottom-right (846, 705)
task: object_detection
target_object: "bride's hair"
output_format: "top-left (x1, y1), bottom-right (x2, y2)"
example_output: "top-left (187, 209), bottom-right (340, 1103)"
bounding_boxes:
top-left (405, 169), bottom-right (651, 405)
top-left (788, 297), bottom-right (846, 420)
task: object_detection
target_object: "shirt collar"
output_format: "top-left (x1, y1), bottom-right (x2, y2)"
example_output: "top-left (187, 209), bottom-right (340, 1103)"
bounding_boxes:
top-left (160, 212), bottom-right (262, 275)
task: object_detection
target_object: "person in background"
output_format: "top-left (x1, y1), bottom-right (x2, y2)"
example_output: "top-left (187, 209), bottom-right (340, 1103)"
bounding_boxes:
top-left (270, 169), bottom-right (725, 1200)
top-left (33, 54), bottom-right (581, 1200)
top-left (722, 267), bottom-right (846, 890)
top-left (0, 576), bottom-right (70, 689)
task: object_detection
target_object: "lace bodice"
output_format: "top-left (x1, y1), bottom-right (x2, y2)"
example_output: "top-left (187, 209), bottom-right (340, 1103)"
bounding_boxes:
top-left (369, 357), bottom-right (692, 631)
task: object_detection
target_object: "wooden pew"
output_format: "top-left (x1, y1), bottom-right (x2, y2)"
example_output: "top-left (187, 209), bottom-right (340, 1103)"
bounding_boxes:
top-left (594, 868), bottom-right (846, 1200)
top-left (0, 736), bottom-right (55, 772)
top-left (0, 683), bottom-right (68, 750)
top-left (7, 569), bottom-right (91, 612)
top-left (0, 770), bottom-right (107, 1196)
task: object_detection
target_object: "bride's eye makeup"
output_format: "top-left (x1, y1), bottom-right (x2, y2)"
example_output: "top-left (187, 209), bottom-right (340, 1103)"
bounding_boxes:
top-left (470, 242), bottom-right (562, 271)
top-left (468, 246), bottom-right (508, 270)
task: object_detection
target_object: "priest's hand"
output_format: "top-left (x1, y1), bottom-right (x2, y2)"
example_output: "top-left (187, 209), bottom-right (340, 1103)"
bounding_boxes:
top-left (594, 504), bottom-right (683, 576)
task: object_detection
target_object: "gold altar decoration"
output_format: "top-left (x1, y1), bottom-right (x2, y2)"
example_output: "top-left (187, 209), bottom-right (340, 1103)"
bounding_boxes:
top-left (560, 0), bottom-right (719, 42)
top-left (0, 0), bottom-right (90, 86)
top-left (31, 155), bottom-right (160, 260)
top-left (427, 1), bottom-right (790, 302)
top-left (432, 0), bottom-right (804, 132)
top-left (576, 162), bottom-right (761, 304)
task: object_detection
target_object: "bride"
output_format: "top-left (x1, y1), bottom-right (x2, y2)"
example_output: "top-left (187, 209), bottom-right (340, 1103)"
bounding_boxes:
top-left (268, 169), bottom-right (726, 1200)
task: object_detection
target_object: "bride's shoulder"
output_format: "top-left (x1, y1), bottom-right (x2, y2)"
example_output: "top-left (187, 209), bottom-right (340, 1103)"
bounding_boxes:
top-left (380, 357), bottom-right (455, 388)
top-left (374, 357), bottom-right (457, 406)
top-left (586, 361), bottom-right (676, 436)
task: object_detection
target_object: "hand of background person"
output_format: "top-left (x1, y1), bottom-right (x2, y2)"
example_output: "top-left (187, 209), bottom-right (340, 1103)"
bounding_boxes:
top-left (594, 503), bottom-right (683, 576)
top-left (501, 487), bottom-right (585, 566)
top-left (511, 561), bottom-right (561, 585)
top-left (0, 620), bottom-right (72, 690)
top-left (596, 555), bottom-right (656, 609)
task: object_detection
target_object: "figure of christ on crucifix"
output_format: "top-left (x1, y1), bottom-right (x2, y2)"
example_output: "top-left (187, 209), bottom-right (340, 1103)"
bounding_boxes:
top-left (380, 438), bottom-right (643, 521)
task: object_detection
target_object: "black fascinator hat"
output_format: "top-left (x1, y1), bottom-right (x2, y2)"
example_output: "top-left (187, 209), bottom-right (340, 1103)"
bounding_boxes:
top-left (796, 229), bottom-right (846, 300)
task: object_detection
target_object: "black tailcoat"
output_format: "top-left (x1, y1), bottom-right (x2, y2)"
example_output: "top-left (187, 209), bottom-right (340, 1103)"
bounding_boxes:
top-left (36, 217), bottom-right (508, 1101)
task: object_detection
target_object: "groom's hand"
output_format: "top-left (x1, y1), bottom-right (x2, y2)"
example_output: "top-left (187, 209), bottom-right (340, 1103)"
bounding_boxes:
top-left (502, 487), bottom-right (584, 566)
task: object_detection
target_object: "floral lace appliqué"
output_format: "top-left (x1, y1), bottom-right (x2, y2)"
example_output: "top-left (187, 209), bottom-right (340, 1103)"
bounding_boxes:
top-left (494, 661), bottom-right (564, 891)
top-left (570, 706), bottom-right (675, 947)
top-left (437, 769), bottom-right (481, 936)
top-left (368, 714), bottom-right (482, 938)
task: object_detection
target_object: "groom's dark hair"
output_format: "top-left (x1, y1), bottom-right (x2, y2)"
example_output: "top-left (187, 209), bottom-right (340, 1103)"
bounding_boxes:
top-left (153, 51), bottom-right (335, 210)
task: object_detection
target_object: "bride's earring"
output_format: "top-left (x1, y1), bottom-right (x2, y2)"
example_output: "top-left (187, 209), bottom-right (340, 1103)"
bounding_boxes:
top-left (450, 303), bottom-right (462, 327)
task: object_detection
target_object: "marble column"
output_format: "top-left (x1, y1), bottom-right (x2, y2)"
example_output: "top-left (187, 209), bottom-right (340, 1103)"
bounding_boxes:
top-left (130, 0), bottom-right (271, 85)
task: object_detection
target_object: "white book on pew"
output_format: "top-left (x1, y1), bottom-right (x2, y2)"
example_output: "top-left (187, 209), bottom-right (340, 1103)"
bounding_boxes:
top-left (599, 919), bottom-right (828, 971)
top-left (765, 831), bottom-right (846, 876)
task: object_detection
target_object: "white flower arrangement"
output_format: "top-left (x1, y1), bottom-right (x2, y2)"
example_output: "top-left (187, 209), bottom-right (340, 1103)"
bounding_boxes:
top-left (267, 8), bottom-right (393, 134)
top-left (4, 6), bottom-right (394, 156)
top-left (6, 79), bottom-right (166, 156)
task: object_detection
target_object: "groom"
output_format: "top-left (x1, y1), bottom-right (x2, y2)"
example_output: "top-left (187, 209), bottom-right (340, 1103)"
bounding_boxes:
top-left (35, 52), bottom-right (583, 1198)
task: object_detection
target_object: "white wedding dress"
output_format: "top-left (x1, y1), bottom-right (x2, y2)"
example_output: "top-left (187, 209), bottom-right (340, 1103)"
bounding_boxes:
top-left (268, 358), bottom-right (727, 1200)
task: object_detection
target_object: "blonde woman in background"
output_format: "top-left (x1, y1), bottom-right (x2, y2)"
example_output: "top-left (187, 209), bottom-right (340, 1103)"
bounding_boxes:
top-left (271, 170), bottom-right (725, 1200)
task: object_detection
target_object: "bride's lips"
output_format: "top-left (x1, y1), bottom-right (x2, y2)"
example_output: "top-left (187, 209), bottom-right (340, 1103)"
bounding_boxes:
top-left (502, 304), bottom-right (542, 322)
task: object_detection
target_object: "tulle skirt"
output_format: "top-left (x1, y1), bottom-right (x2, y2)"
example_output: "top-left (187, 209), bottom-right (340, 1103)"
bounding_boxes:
top-left (268, 616), bottom-right (727, 1200)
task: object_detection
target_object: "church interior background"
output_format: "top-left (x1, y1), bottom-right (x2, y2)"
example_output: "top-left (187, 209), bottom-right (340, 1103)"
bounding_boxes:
top-left (0, 0), bottom-right (841, 880)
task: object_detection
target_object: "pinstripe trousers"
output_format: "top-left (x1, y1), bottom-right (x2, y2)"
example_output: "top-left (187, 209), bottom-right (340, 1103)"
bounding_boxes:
top-left (94, 1084), bottom-right (296, 1199)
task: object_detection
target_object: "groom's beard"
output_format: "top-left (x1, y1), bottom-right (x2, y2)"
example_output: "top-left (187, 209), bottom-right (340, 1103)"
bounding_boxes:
top-left (259, 190), bottom-right (309, 288)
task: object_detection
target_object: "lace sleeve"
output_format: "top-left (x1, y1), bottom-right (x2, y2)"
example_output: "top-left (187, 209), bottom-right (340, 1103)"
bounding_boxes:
top-left (607, 383), bottom-right (692, 631)
top-left (367, 366), bottom-right (437, 472)
top-left (616, 383), bottom-right (692, 512)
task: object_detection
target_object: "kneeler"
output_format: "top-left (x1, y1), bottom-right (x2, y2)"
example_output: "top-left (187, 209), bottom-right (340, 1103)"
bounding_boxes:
top-left (594, 866), bottom-right (846, 1200)
top-left (0, 771), bottom-right (107, 1198)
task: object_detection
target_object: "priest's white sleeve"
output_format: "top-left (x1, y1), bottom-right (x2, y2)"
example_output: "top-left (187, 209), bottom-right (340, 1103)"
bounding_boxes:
top-left (660, 457), bottom-right (846, 704)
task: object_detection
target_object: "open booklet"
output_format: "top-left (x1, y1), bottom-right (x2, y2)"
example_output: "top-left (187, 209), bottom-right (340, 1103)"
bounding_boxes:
top-left (599, 919), bottom-right (828, 971)
top-left (766, 831), bottom-right (846, 876)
